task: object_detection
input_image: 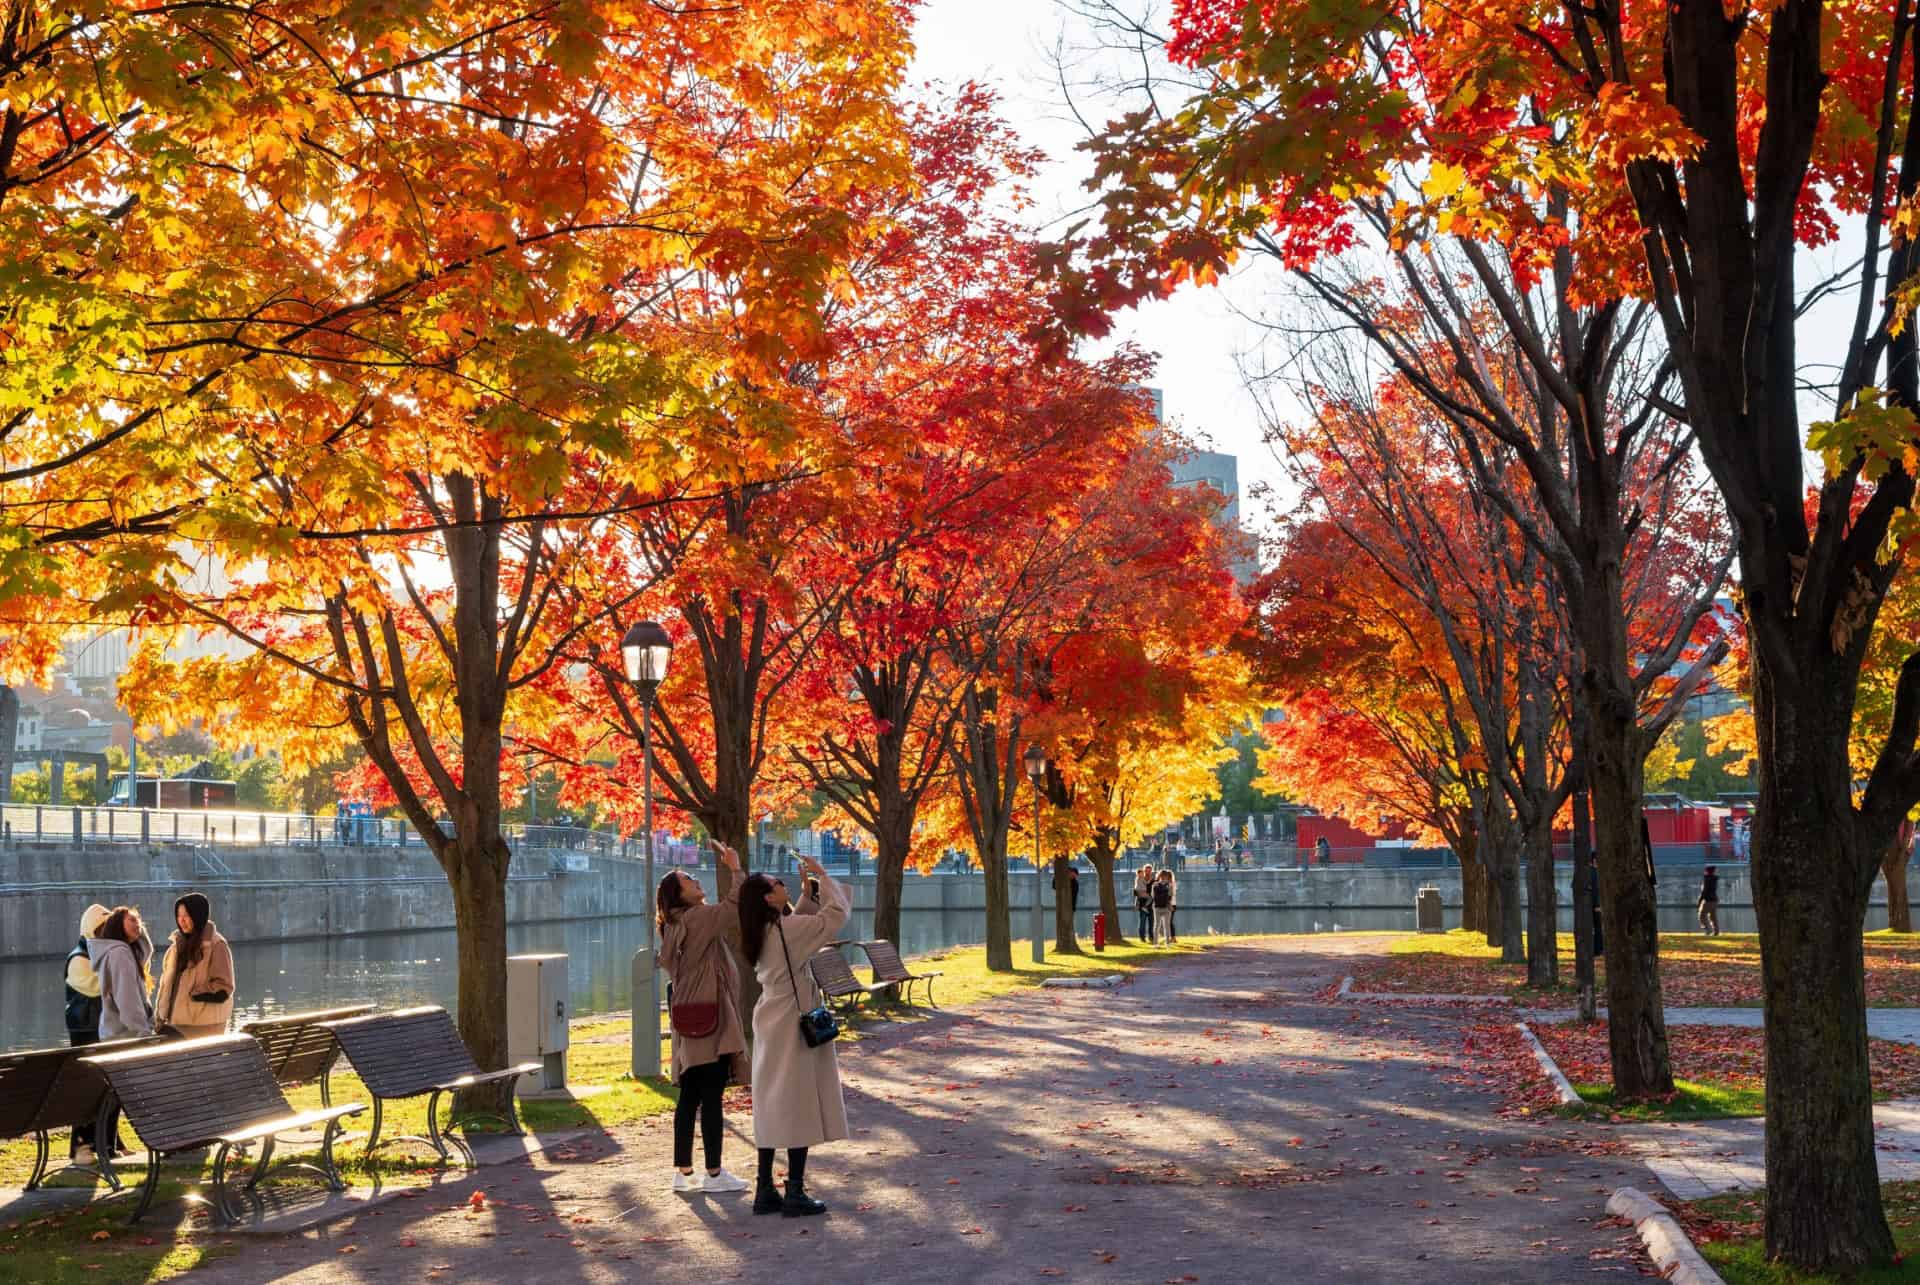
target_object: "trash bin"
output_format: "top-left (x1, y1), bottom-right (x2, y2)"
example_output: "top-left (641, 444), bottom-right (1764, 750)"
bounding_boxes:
top-left (1416, 886), bottom-right (1444, 933)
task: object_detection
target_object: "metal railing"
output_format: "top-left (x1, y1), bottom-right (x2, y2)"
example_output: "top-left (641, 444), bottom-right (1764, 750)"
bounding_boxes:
top-left (0, 804), bottom-right (641, 854)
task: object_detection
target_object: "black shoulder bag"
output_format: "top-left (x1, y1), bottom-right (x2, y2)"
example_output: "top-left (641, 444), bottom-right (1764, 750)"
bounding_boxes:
top-left (775, 918), bottom-right (841, 1048)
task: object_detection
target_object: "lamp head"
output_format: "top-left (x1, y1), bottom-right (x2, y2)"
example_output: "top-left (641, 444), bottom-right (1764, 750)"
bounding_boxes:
top-left (620, 620), bottom-right (673, 688)
top-left (1022, 742), bottom-right (1047, 784)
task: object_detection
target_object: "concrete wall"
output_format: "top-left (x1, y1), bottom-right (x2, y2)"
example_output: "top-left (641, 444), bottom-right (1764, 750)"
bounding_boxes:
top-left (5, 845), bottom-right (1910, 960)
top-left (0, 842), bottom-right (652, 960)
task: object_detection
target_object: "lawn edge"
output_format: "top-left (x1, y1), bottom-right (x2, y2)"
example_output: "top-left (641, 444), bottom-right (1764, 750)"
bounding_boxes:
top-left (1515, 1020), bottom-right (1582, 1105)
top-left (1607, 1186), bottom-right (1727, 1285)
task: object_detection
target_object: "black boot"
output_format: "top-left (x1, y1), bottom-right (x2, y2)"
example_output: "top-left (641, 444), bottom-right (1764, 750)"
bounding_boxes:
top-left (752, 1182), bottom-right (783, 1215)
top-left (781, 1182), bottom-right (827, 1218)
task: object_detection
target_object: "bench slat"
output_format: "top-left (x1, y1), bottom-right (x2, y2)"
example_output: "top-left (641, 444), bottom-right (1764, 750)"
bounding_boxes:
top-left (85, 1036), bottom-right (295, 1155)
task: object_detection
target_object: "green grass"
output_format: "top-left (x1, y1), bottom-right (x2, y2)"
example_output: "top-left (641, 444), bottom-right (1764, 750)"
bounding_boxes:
top-left (1566, 1079), bottom-right (1765, 1120)
top-left (0, 1189), bottom-right (235, 1284)
top-left (1686, 1181), bottom-right (1920, 1284)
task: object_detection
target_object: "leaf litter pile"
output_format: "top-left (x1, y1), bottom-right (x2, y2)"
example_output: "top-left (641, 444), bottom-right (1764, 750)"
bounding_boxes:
top-left (1532, 1021), bottom-right (1920, 1101)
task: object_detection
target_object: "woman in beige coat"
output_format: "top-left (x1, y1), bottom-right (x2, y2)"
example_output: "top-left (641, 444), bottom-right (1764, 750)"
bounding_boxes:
top-left (154, 893), bottom-right (235, 1038)
top-left (739, 854), bottom-right (846, 1218)
top-left (657, 842), bottom-right (750, 1196)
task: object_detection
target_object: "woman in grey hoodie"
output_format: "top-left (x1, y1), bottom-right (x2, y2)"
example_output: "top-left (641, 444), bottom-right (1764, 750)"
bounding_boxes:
top-left (88, 906), bottom-right (154, 1040)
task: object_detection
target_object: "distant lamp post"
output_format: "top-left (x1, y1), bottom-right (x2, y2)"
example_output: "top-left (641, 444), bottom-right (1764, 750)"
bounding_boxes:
top-left (621, 621), bottom-right (673, 1078)
top-left (1024, 742), bottom-right (1048, 965)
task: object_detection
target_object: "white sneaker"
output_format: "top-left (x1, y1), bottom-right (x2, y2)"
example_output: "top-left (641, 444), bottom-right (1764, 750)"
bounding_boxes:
top-left (702, 1168), bottom-right (750, 1193)
top-left (671, 1170), bottom-right (702, 1196)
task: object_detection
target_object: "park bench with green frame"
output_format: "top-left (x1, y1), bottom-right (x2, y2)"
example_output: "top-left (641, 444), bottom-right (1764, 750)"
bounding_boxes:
top-left (83, 1034), bottom-right (364, 1224)
top-left (806, 946), bottom-right (890, 1014)
top-left (242, 1003), bottom-right (374, 1104)
top-left (0, 1036), bottom-right (164, 1192)
top-left (318, 1006), bottom-right (538, 1165)
top-left (857, 939), bottom-right (941, 1008)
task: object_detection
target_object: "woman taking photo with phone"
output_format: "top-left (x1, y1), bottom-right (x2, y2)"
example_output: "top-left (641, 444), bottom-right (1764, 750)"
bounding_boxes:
top-left (737, 854), bottom-right (848, 1218)
top-left (657, 843), bottom-right (751, 1196)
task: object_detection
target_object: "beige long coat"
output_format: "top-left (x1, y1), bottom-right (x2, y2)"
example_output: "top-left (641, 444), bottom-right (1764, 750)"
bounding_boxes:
top-left (749, 873), bottom-right (849, 1149)
top-left (156, 926), bottom-right (235, 1038)
top-left (658, 880), bottom-right (747, 1085)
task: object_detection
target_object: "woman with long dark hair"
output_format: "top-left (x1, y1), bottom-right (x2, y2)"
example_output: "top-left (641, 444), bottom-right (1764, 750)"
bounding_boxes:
top-left (155, 892), bottom-right (236, 1038)
top-left (738, 854), bottom-right (847, 1217)
top-left (87, 906), bottom-right (153, 1040)
top-left (657, 842), bottom-right (750, 1196)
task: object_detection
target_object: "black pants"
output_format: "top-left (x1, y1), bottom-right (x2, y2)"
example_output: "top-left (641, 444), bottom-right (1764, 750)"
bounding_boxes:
top-left (1137, 904), bottom-right (1152, 940)
top-left (673, 1060), bottom-right (729, 1171)
top-left (66, 1030), bottom-right (101, 1155)
top-left (758, 1145), bottom-right (808, 1189)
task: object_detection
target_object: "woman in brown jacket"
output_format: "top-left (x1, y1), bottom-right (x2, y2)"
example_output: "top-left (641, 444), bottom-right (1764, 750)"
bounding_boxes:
top-left (155, 893), bottom-right (235, 1038)
top-left (658, 842), bottom-right (750, 1196)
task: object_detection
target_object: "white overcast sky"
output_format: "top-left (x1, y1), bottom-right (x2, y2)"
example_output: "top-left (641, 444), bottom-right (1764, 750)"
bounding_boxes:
top-left (907, 0), bottom-right (1291, 544)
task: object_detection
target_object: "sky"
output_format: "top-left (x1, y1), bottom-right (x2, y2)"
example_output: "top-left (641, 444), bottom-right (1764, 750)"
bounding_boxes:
top-left (905, 0), bottom-right (1290, 543)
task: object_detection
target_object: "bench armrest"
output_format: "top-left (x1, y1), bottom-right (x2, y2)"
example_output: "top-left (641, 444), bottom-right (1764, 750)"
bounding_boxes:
top-left (218, 1104), bottom-right (365, 1147)
top-left (432, 1064), bottom-right (541, 1093)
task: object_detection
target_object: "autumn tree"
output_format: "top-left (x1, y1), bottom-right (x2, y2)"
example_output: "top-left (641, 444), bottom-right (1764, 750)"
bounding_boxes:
top-left (88, 1), bottom-right (917, 1102)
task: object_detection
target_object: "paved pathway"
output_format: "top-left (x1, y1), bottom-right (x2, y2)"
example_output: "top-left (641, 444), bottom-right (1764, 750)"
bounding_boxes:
top-left (179, 937), bottom-right (1652, 1283)
top-left (1624, 1101), bottom-right (1920, 1200)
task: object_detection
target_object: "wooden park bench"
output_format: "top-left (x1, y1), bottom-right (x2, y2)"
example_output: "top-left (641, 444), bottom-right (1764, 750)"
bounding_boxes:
top-left (318, 1006), bottom-right (538, 1165)
top-left (857, 939), bottom-right (942, 1008)
top-left (0, 1036), bottom-right (163, 1192)
top-left (806, 946), bottom-right (889, 1015)
top-left (243, 1004), bottom-right (374, 1104)
top-left (83, 1035), bottom-right (364, 1224)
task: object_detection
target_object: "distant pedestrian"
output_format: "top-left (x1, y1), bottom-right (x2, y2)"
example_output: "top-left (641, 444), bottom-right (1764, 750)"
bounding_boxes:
top-left (658, 843), bottom-right (750, 1196)
top-left (739, 856), bottom-right (846, 1218)
top-left (155, 893), bottom-right (235, 1039)
top-left (1697, 865), bottom-right (1720, 936)
top-left (1167, 870), bottom-right (1180, 943)
top-left (1134, 866), bottom-right (1156, 942)
top-left (89, 906), bottom-right (154, 1041)
top-left (1215, 840), bottom-right (1229, 872)
top-left (1152, 871), bottom-right (1174, 945)
top-left (1316, 836), bottom-right (1332, 866)
top-left (63, 904), bottom-right (115, 1160)
top-left (1067, 864), bottom-right (1080, 916)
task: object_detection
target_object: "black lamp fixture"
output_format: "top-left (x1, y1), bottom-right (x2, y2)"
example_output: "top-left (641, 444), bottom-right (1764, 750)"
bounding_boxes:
top-left (1023, 741), bottom-right (1047, 784)
top-left (620, 621), bottom-right (673, 699)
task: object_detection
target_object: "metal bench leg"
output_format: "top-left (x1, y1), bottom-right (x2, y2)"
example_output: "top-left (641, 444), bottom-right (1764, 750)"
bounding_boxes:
top-left (244, 1137), bottom-right (277, 1189)
top-left (424, 1089), bottom-right (453, 1164)
top-left (210, 1142), bottom-right (236, 1224)
top-left (25, 1129), bottom-right (49, 1191)
top-left (94, 1097), bottom-right (123, 1191)
top-left (319, 1116), bottom-right (348, 1191)
top-left (320, 1066), bottom-right (332, 1109)
top-left (926, 977), bottom-right (938, 1009)
top-left (128, 1151), bottom-right (161, 1224)
top-left (364, 1096), bottom-right (384, 1155)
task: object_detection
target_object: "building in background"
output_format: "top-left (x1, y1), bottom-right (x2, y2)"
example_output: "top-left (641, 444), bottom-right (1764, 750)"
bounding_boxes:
top-left (1138, 385), bottom-right (1258, 585)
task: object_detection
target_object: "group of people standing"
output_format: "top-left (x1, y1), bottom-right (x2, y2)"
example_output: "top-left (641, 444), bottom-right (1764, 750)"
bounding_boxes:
top-left (655, 842), bottom-right (847, 1217)
top-left (61, 893), bottom-right (236, 1160)
top-left (1132, 865), bottom-right (1178, 945)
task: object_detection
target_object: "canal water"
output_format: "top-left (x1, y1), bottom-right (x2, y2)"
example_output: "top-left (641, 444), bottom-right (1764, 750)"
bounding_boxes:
top-left (0, 897), bottom-right (1824, 1054)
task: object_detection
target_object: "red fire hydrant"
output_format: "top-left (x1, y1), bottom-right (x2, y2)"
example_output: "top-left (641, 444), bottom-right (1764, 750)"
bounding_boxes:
top-left (1092, 912), bottom-right (1106, 952)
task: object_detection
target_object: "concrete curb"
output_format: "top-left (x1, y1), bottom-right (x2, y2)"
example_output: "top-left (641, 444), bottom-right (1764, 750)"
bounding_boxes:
top-left (1040, 975), bottom-right (1125, 989)
top-left (1334, 973), bottom-right (1514, 1005)
top-left (1607, 1186), bottom-right (1727, 1285)
top-left (1515, 1020), bottom-right (1582, 1105)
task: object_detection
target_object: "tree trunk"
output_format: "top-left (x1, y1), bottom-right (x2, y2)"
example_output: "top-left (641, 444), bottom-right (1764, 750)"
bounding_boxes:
top-left (1585, 695), bottom-right (1674, 1098)
top-left (1571, 782), bottom-right (1597, 1021)
top-left (1884, 833), bottom-right (1913, 935)
top-left (870, 806), bottom-right (913, 947)
top-left (1483, 803), bottom-right (1523, 962)
top-left (1524, 817), bottom-right (1558, 988)
top-left (1052, 856), bottom-right (1082, 954)
top-left (1751, 665), bottom-right (1893, 1268)
top-left (1458, 838), bottom-right (1485, 935)
top-left (446, 831), bottom-right (513, 1112)
top-left (1087, 837), bottom-right (1124, 945)
top-left (982, 844), bottom-right (1011, 970)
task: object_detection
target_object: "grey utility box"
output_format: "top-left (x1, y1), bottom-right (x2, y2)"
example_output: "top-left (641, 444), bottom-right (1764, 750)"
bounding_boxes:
top-left (508, 953), bottom-right (570, 1093)
top-left (1416, 886), bottom-right (1445, 933)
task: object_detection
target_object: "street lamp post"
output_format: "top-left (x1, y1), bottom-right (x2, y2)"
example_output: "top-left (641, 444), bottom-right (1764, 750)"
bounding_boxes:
top-left (1024, 742), bottom-right (1047, 965)
top-left (622, 620), bottom-right (673, 1079)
